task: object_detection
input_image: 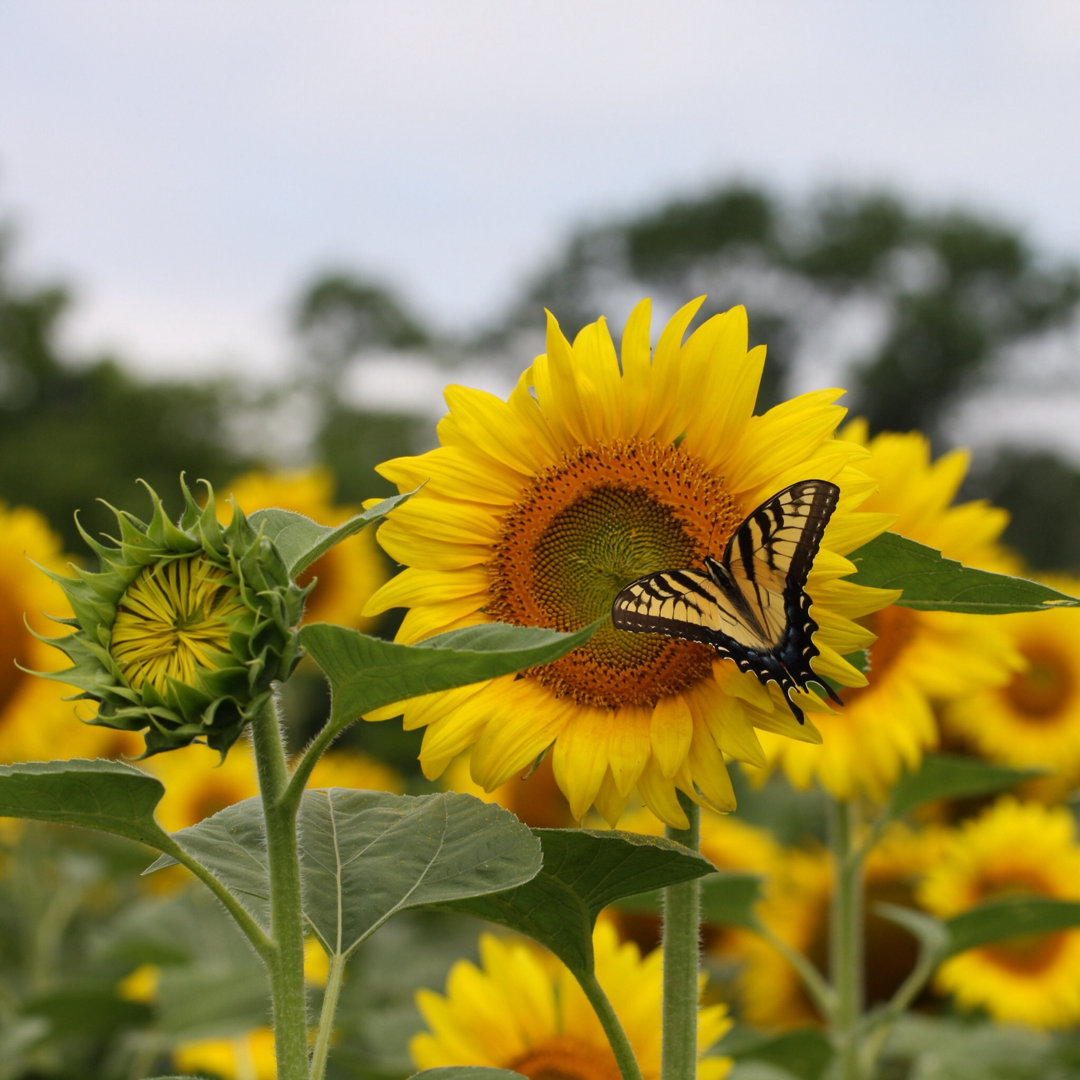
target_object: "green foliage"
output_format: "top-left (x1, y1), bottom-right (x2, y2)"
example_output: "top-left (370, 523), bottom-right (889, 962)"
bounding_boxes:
top-left (849, 532), bottom-right (1080, 612)
top-left (299, 619), bottom-right (600, 735)
top-left (151, 791), bottom-right (543, 958)
top-left (0, 760), bottom-right (170, 849)
top-left (884, 755), bottom-right (1044, 823)
top-left (249, 488), bottom-right (415, 577)
top-left (443, 829), bottom-right (715, 977)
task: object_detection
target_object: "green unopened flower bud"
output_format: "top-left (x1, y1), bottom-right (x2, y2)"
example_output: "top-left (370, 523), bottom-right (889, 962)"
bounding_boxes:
top-left (35, 478), bottom-right (308, 756)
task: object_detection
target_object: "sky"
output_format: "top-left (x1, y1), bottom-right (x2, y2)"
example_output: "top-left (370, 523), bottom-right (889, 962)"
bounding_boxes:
top-left (2, 2), bottom-right (1080, 386)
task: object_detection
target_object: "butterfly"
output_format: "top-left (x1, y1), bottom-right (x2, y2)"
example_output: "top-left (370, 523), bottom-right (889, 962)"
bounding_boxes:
top-left (610, 479), bottom-right (843, 724)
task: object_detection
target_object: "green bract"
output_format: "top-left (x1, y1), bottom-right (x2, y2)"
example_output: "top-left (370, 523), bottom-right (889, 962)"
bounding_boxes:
top-left (35, 478), bottom-right (308, 756)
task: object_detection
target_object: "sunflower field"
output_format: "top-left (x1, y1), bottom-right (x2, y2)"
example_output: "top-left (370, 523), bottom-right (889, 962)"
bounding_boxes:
top-left (4, 184), bottom-right (1080, 1080)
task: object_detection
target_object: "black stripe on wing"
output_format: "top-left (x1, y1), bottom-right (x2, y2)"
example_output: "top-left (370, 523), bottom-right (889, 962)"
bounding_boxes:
top-left (610, 480), bottom-right (843, 724)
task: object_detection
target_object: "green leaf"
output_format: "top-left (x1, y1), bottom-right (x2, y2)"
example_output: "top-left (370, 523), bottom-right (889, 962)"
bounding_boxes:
top-left (299, 790), bottom-right (541, 957)
top-left (0, 760), bottom-right (171, 850)
top-left (411, 1071), bottom-right (526, 1080)
top-left (945, 896), bottom-right (1080, 957)
top-left (150, 790), bottom-right (543, 957)
top-left (617, 871), bottom-right (765, 932)
top-left (249, 488), bottom-right (416, 576)
top-left (848, 532), bottom-right (1080, 612)
top-left (873, 902), bottom-right (950, 958)
top-left (885, 755), bottom-right (1042, 823)
top-left (144, 797), bottom-right (270, 927)
top-left (300, 619), bottom-right (600, 733)
top-left (441, 828), bottom-right (714, 978)
top-left (701, 871), bottom-right (766, 930)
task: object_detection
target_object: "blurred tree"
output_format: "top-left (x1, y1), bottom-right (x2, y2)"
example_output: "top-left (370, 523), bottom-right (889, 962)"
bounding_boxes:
top-left (291, 271), bottom-right (435, 505)
top-left (0, 224), bottom-right (255, 548)
top-left (488, 183), bottom-right (1080, 441)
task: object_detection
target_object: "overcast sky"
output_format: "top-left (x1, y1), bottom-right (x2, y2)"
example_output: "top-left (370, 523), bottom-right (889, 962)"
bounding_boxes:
top-left (2, 2), bottom-right (1080, 382)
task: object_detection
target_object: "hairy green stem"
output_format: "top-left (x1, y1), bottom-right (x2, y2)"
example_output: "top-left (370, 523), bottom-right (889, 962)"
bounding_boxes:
top-left (251, 695), bottom-right (311, 1080)
top-left (577, 968), bottom-right (645, 1080)
top-left (662, 795), bottom-right (701, 1080)
top-left (829, 798), bottom-right (865, 1080)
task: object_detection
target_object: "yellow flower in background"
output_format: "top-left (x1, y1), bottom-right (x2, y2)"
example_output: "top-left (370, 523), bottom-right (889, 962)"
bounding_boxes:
top-left (941, 575), bottom-right (1080, 793)
top-left (364, 299), bottom-right (893, 827)
top-left (917, 797), bottom-right (1080, 1029)
top-left (304, 747), bottom-right (403, 794)
top-left (762, 422), bottom-right (1022, 800)
top-left (740, 824), bottom-right (947, 1028)
top-left (221, 468), bottom-right (388, 631)
top-left (140, 739), bottom-right (260, 833)
top-left (410, 920), bottom-right (732, 1079)
top-left (0, 502), bottom-right (103, 764)
top-left (172, 1026), bottom-right (276, 1080)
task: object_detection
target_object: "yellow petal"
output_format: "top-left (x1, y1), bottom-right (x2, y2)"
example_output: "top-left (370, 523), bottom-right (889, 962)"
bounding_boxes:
top-left (649, 694), bottom-right (693, 779)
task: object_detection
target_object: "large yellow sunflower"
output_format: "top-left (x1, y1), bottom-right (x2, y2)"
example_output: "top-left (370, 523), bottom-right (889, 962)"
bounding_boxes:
top-left (916, 797), bottom-right (1080, 1029)
top-left (221, 468), bottom-right (388, 631)
top-left (410, 919), bottom-right (732, 1079)
top-left (761, 422), bottom-right (1023, 801)
top-left (364, 299), bottom-right (893, 826)
top-left (940, 574), bottom-right (1080, 795)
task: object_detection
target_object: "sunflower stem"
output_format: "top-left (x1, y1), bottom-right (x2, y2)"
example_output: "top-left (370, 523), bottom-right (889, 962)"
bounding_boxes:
top-left (577, 968), bottom-right (646, 1080)
top-left (309, 950), bottom-right (347, 1080)
top-left (251, 693), bottom-right (311, 1080)
top-left (829, 797), bottom-right (865, 1080)
top-left (662, 794), bottom-right (701, 1080)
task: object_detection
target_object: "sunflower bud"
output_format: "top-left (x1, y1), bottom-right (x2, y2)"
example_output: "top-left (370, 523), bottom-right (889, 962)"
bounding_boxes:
top-left (35, 479), bottom-right (308, 756)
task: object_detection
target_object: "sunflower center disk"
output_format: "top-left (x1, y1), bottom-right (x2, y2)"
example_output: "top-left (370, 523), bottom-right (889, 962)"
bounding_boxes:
top-left (487, 439), bottom-right (738, 709)
top-left (1006, 643), bottom-right (1074, 719)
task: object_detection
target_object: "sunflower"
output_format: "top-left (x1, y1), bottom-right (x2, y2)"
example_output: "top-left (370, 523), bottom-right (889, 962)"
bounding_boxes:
top-left (221, 468), bottom-right (388, 631)
top-left (917, 797), bottom-right (1080, 1029)
top-left (171, 1027), bottom-right (276, 1080)
top-left (940, 574), bottom-right (1080, 795)
top-left (410, 919), bottom-right (732, 1079)
top-left (739, 823), bottom-right (947, 1028)
top-left (363, 299), bottom-right (893, 827)
top-left (760, 422), bottom-right (1023, 801)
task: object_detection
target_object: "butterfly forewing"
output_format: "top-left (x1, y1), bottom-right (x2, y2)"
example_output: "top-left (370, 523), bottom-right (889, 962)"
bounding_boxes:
top-left (611, 479), bottom-right (841, 723)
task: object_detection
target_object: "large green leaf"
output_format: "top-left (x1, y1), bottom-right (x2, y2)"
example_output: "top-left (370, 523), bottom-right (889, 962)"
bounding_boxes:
top-left (145, 797), bottom-right (270, 926)
top-left (884, 755), bottom-right (1042, 823)
top-left (299, 790), bottom-right (541, 957)
top-left (848, 532), bottom-right (1079, 612)
top-left (442, 828), bottom-right (715, 978)
top-left (945, 896), bottom-right (1080, 957)
top-left (300, 619), bottom-right (600, 732)
top-left (249, 489), bottom-right (415, 577)
top-left (0, 760), bottom-right (170, 850)
top-left (150, 790), bottom-right (543, 957)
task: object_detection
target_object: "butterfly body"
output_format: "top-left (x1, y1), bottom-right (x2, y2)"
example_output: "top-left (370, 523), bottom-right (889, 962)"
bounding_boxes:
top-left (611, 479), bottom-right (842, 724)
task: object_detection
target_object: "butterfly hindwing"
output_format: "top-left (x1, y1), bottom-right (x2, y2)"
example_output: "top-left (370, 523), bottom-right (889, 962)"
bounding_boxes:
top-left (611, 480), bottom-right (841, 723)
